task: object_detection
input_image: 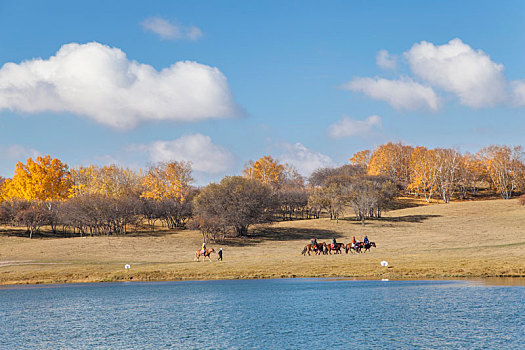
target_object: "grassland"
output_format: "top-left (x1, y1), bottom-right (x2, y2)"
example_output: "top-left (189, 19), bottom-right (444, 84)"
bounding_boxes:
top-left (0, 198), bottom-right (524, 285)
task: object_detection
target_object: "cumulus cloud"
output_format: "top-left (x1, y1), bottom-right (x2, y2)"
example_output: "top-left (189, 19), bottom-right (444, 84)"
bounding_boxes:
top-left (141, 17), bottom-right (203, 41)
top-left (144, 134), bottom-right (235, 174)
top-left (0, 42), bottom-right (239, 129)
top-left (343, 77), bottom-right (439, 111)
top-left (327, 115), bottom-right (382, 139)
top-left (405, 38), bottom-right (507, 107)
top-left (376, 50), bottom-right (397, 70)
top-left (279, 143), bottom-right (333, 176)
top-left (0, 145), bottom-right (41, 160)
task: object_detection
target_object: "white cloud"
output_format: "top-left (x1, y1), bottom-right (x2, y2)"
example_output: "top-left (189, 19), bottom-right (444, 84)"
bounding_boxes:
top-left (511, 81), bottom-right (525, 106)
top-left (279, 143), bottom-right (333, 176)
top-left (405, 38), bottom-right (507, 108)
top-left (328, 115), bottom-right (382, 139)
top-left (145, 134), bottom-right (235, 174)
top-left (141, 17), bottom-right (203, 41)
top-left (376, 50), bottom-right (397, 70)
top-left (0, 42), bottom-right (239, 129)
top-left (0, 145), bottom-right (41, 160)
top-left (343, 77), bottom-right (439, 111)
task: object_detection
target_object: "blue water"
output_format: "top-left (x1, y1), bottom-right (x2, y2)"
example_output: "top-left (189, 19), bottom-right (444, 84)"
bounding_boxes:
top-left (0, 279), bottom-right (523, 349)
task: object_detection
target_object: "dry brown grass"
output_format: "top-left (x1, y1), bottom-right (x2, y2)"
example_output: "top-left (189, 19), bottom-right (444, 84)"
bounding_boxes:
top-left (0, 199), bottom-right (524, 285)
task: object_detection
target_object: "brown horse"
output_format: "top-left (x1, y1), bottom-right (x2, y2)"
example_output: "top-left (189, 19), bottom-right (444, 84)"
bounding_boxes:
top-left (195, 248), bottom-right (215, 261)
top-left (345, 243), bottom-right (361, 254)
top-left (327, 242), bottom-right (345, 254)
top-left (302, 242), bottom-right (326, 256)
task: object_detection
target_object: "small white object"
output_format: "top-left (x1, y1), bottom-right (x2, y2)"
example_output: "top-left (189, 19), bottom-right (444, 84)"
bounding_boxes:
top-left (381, 278), bottom-right (389, 281)
top-left (125, 264), bottom-right (131, 270)
top-left (380, 261), bottom-right (388, 267)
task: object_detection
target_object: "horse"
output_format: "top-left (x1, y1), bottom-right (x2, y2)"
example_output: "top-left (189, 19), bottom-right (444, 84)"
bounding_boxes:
top-left (302, 244), bottom-right (318, 256)
top-left (362, 242), bottom-right (376, 253)
top-left (346, 242), bottom-right (361, 254)
top-left (195, 248), bottom-right (215, 261)
top-left (327, 242), bottom-right (345, 254)
top-left (302, 242), bottom-right (326, 256)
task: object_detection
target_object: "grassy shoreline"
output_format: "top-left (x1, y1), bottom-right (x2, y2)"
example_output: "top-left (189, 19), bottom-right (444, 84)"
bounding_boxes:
top-left (1, 199), bottom-right (524, 285)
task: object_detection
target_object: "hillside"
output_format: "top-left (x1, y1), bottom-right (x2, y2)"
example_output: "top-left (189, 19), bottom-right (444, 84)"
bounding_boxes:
top-left (0, 199), bottom-right (524, 284)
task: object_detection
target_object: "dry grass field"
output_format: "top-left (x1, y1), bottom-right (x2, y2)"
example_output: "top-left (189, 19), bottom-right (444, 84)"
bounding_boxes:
top-left (0, 198), bottom-right (524, 285)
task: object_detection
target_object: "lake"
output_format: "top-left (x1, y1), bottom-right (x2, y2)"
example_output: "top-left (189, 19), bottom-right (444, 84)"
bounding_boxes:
top-left (1, 279), bottom-right (523, 349)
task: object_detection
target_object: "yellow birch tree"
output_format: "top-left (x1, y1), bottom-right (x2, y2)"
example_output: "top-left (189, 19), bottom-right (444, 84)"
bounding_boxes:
top-left (2, 155), bottom-right (72, 201)
top-left (141, 161), bottom-right (193, 201)
top-left (243, 155), bottom-right (284, 189)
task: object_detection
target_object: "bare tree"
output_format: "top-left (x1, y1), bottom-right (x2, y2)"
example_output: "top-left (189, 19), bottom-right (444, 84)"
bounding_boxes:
top-left (193, 176), bottom-right (273, 238)
top-left (15, 201), bottom-right (50, 238)
top-left (347, 176), bottom-right (396, 225)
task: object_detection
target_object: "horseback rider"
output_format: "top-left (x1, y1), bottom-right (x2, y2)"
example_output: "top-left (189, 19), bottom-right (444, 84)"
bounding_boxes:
top-left (201, 242), bottom-right (206, 255)
top-left (332, 237), bottom-right (337, 249)
top-left (363, 236), bottom-right (369, 244)
top-left (311, 238), bottom-right (318, 250)
top-left (351, 236), bottom-right (356, 248)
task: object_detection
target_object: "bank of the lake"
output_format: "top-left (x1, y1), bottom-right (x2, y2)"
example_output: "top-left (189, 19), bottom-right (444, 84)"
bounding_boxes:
top-left (1, 199), bottom-right (524, 285)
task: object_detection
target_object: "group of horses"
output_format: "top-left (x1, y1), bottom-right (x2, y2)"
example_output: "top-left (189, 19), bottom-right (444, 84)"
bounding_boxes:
top-left (194, 240), bottom-right (376, 261)
top-left (301, 241), bottom-right (376, 256)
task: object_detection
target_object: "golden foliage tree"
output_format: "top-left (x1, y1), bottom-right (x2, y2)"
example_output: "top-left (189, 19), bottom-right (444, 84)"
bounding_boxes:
top-left (349, 150), bottom-right (371, 169)
top-left (2, 155), bottom-right (72, 201)
top-left (0, 177), bottom-right (6, 201)
top-left (479, 145), bottom-right (525, 199)
top-left (243, 155), bottom-right (284, 189)
top-left (368, 142), bottom-right (413, 188)
top-left (70, 165), bottom-right (142, 198)
top-left (457, 153), bottom-right (486, 198)
top-left (407, 147), bottom-right (438, 202)
top-left (141, 161), bottom-right (193, 201)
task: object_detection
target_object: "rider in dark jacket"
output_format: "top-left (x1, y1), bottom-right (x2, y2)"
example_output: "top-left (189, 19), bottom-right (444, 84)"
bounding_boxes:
top-left (363, 236), bottom-right (369, 244)
top-left (332, 237), bottom-right (337, 249)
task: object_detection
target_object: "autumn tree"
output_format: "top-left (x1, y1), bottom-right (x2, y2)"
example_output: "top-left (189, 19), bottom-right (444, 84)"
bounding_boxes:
top-left (407, 147), bottom-right (438, 202)
top-left (349, 150), bottom-right (371, 169)
top-left (141, 161), bottom-right (193, 201)
top-left (0, 176), bottom-right (7, 202)
top-left (479, 145), bottom-right (525, 199)
top-left (243, 155), bottom-right (284, 190)
top-left (2, 156), bottom-right (72, 201)
top-left (368, 142), bottom-right (413, 189)
top-left (457, 153), bottom-right (486, 199)
top-left (70, 165), bottom-right (142, 198)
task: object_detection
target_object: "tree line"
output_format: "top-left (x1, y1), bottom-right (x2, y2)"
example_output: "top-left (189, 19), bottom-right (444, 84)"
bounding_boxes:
top-left (0, 143), bottom-right (523, 240)
top-left (353, 143), bottom-right (525, 202)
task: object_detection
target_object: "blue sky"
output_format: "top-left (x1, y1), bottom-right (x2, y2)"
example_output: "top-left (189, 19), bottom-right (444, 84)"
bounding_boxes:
top-left (1, 1), bottom-right (524, 184)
